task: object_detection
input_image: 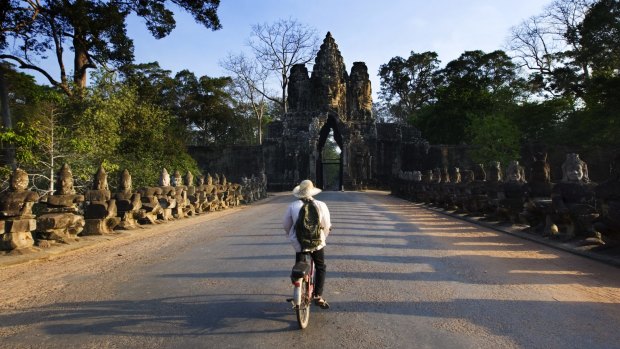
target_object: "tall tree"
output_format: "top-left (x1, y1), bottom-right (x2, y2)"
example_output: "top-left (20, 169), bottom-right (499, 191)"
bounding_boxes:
top-left (417, 50), bottom-right (524, 144)
top-left (1, 0), bottom-right (222, 97)
top-left (221, 52), bottom-right (271, 144)
top-left (248, 18), bottom-right (319, 114)
top-left (507, 0), bottom-right (595, 98)
top-left (378, 51), bottom-right (440, 124)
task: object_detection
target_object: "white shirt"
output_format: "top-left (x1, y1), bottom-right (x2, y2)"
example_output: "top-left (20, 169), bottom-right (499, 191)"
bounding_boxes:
top-left (282, 198), bottom-right (332, 252)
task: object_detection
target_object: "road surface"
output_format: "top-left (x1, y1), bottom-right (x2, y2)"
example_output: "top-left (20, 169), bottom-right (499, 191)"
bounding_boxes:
top-left (0, 191), bottom-right (619, 348)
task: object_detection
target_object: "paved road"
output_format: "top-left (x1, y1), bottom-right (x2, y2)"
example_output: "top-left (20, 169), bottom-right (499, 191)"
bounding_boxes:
top-left (1, 191), bottom-right (620, 348)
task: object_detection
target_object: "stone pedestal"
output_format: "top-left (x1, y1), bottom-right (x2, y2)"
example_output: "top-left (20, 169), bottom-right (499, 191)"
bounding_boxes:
top-left (37, 213), bottom-right (85, 243)
top-left (82, 217), bottom-right (121, 235)
top-left (0, 218), bottom-right (36, 250)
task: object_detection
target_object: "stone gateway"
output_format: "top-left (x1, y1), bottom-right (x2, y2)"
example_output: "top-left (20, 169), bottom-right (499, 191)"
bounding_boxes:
top-left (262, 32), bottom-right (428, 191)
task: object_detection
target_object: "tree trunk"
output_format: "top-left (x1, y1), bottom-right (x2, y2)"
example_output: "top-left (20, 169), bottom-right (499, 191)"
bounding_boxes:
top-left (73, 34), bottom-right (89, 89)
top-left (0, 63), bottom-right (16, 168)
top-left (281, 72), bottom-right (288, 114)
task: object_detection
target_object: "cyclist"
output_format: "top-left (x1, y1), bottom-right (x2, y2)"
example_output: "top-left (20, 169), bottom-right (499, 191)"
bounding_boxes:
top-left (282, 179), bottom-right (332, 309)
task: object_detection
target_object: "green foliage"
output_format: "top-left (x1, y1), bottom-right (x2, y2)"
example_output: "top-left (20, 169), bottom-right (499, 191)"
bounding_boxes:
top-left (1, 0), bottom-right (222, 94)
top-left (414, 50), bottom-right (525, 145)
top-left (467, 114), bottom-right (521, 165)
top-left (378, 51), bottom-right (440, 123)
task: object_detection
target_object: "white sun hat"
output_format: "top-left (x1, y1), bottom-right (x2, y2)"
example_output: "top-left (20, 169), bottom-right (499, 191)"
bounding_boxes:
top-left (292, 179), bottom-right (322, 198)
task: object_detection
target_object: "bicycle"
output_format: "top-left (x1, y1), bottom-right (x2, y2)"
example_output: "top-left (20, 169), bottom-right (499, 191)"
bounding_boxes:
top-left (288, 252), bottom-right (315, 329)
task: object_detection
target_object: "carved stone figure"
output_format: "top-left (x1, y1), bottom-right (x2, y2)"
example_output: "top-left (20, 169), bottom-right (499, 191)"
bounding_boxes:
top-left (496, 161), bottom-right (527, 223)
top-left (114, 169), bottom-right (142, 229)
top-left (550, 153), bottom-right (600, 243)
top-left (82, 165), bottom-right (120, 235)
top-left (185, 171), bottom-right (202, 214)
top-left (466, 164), bottom-right (488, 215)
top-left (137, 185), bottom-right (163, 224)
top-left (0, 168), bottom-right (39, 251)
top-left (520, 152), bottom-right (554, 233)
top-left (454, 169), bottom-right (474, 212)
top-left (171, 170), bottom-right (190, 218)
top-left (484, 161), bottom-right (503, 216)
top-left (157, 168), bottom-right (177, 221)
top-left (594, 154), bottom-right (620, 243)
top-left (36, 164), bottom-right (85, 243)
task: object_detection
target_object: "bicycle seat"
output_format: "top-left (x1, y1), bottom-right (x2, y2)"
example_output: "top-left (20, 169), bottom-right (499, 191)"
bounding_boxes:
top-left (291, 261), bottom-right (311, 280)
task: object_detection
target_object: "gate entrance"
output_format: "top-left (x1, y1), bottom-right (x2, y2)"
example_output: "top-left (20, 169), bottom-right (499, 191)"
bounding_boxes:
top-left (316, 115), bottom-right (343, 190)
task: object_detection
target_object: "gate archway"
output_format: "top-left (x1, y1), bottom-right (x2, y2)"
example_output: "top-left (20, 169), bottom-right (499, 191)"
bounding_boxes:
top-left (316, 115), bottom-right (343, 190)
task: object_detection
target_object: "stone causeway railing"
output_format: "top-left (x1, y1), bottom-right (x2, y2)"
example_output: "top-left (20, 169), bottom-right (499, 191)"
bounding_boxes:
top-left (0, 164), bottom-right (268, 253)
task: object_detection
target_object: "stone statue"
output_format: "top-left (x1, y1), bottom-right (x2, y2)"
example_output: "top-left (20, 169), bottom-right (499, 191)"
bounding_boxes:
top-left (36, 163), bottom-right (85, 243)
top-left (201, 173), bottom-right (220, 211)
top-left (82, 165), bottom-right (120, 235)
top-left (0, 168), bottom-right (39, 251)
top-left (484, 161), bottom-right (503, 216)
top-left (157, 168), bottom-right (177, 221)
top-left (114, 169), bottom-right (142, 229)
top-left (496, 161), bottom-right (527, 223)
top-left (550, 153), bottom-right (600, 243)
top-left (171, 170), bottom-right (190, 218)
top-left (455, 169), bottom-right (474, 212)
top-left (594, 154), bottom-right (620, 244)
top-left (520, 152), bottom-right (555, 233)
top-left (137, 185), bottom-right (163, 224)
top-left (467, 164), bottom-right (488, 215)
top-left (185, 171), bottom-right (202, 214)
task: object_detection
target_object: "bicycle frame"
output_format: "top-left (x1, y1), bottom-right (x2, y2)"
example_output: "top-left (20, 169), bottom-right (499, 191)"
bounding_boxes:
top-left (291, 253), bottom-right (314, 307)
top-left (290, 252), bottom-right (315, 329)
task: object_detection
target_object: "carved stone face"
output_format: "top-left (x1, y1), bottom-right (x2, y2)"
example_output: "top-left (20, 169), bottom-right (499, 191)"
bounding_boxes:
top-left (207, 174), bottom-right (213, 185)
top-left (10, 169), bottom-right (28, 191)
top-left (120, 169), bottom-right (132, 191)
top-left (56, 164), bottom-right (74, 195)
top-left (197, 176), bottom-right (204, 186)
top-left (185, 172), bottom-right (194, 186)
top-left (160, 168), bottom-right (170, 186)
top-left (413, 171), bottom-right (422, 182)
top-left (565, 163), bottom-right (584, 182)
top-left (507, 167), bottom-right (522, 182)
top-left (172, 171), bottom-right (183, 187)
top-left (93, 167), bottom-right (108, 190)
top-left (562, 153), bottom-right (586, 183)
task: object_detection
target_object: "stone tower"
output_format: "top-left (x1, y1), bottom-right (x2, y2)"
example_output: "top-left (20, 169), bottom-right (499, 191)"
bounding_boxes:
top-left (264, 32), bottom-right (377, 190)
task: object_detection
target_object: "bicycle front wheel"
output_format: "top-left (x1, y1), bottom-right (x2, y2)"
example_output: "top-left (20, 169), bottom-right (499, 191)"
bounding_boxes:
top-left (295, 279), bottom-right (311, 329)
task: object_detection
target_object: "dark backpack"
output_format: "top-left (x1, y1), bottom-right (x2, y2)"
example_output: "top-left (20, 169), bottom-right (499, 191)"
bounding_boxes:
top-left (295, 198), bottom-right (322, 250)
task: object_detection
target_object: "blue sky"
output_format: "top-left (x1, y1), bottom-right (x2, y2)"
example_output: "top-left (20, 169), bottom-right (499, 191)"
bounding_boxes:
top-left (39, 1), bottom-right (553, 97)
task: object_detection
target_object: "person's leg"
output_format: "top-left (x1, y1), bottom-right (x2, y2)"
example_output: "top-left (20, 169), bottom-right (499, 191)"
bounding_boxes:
top-left (312, 248), bottom-right (326, 297)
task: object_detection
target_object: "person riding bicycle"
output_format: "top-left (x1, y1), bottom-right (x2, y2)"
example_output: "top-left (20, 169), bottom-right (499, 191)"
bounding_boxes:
top-left (282, 179), bottom-right (332, 309)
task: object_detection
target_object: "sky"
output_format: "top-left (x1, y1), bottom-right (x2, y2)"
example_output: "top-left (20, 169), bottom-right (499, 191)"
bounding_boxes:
top-left (38, 0), bottom-right (553, 98)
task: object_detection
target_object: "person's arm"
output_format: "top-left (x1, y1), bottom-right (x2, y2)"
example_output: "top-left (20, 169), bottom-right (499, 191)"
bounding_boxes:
top-left (283, 204), bottom-right (294, 234)
top-left (320, 202), bottom-right (331, 236)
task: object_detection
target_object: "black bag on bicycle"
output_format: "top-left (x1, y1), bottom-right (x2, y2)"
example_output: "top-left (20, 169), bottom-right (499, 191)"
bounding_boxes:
top-left (295, 198), bottom-right (322, 250)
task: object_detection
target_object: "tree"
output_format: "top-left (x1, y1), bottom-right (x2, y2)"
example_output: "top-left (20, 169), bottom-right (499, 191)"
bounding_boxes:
top-left (221, 52), bottom-right (271, 144)
top-left (578, 0), bottom-right (620, 76)
top-left (378, 51), bottom-right (440, 123)
top-left (468, 113), bottom-right (521, 165)
top-left (1, 0), bottom-right (222, 97)
top-left (507, 0), bottom-right (595, 98)
top-left (247, 18), bottom-right (319, 114)
top-left (416, 50), bottom-right (524, 144)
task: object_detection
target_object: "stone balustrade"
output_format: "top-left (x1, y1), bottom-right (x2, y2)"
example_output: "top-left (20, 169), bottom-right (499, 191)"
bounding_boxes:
top-left (0, 166), bottom-right (268, 253)
top-left (393, 152), bottom-right (620, 248)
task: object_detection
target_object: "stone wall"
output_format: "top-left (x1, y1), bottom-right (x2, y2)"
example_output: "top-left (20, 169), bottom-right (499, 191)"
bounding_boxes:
top-left (188, 145), bottom-right (264, 183)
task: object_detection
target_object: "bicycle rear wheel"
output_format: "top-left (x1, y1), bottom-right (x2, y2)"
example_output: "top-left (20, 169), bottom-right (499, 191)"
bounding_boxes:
top-left (295, 278), bottom-right (311, 329)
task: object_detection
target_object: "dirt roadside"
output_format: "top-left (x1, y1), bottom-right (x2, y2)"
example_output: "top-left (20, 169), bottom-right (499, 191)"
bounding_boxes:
top-left (0, 197), bottom-right (279, 313)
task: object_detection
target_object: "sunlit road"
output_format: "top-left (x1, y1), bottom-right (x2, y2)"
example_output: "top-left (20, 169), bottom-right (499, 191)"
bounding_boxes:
top-left (1, 191), bottom-right (620, 348)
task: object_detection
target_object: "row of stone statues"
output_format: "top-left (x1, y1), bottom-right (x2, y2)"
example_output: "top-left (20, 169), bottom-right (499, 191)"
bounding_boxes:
top-left (393, 153), bottom-right (620, 247)
top-left (0, 164), bottom-right (268, 253)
